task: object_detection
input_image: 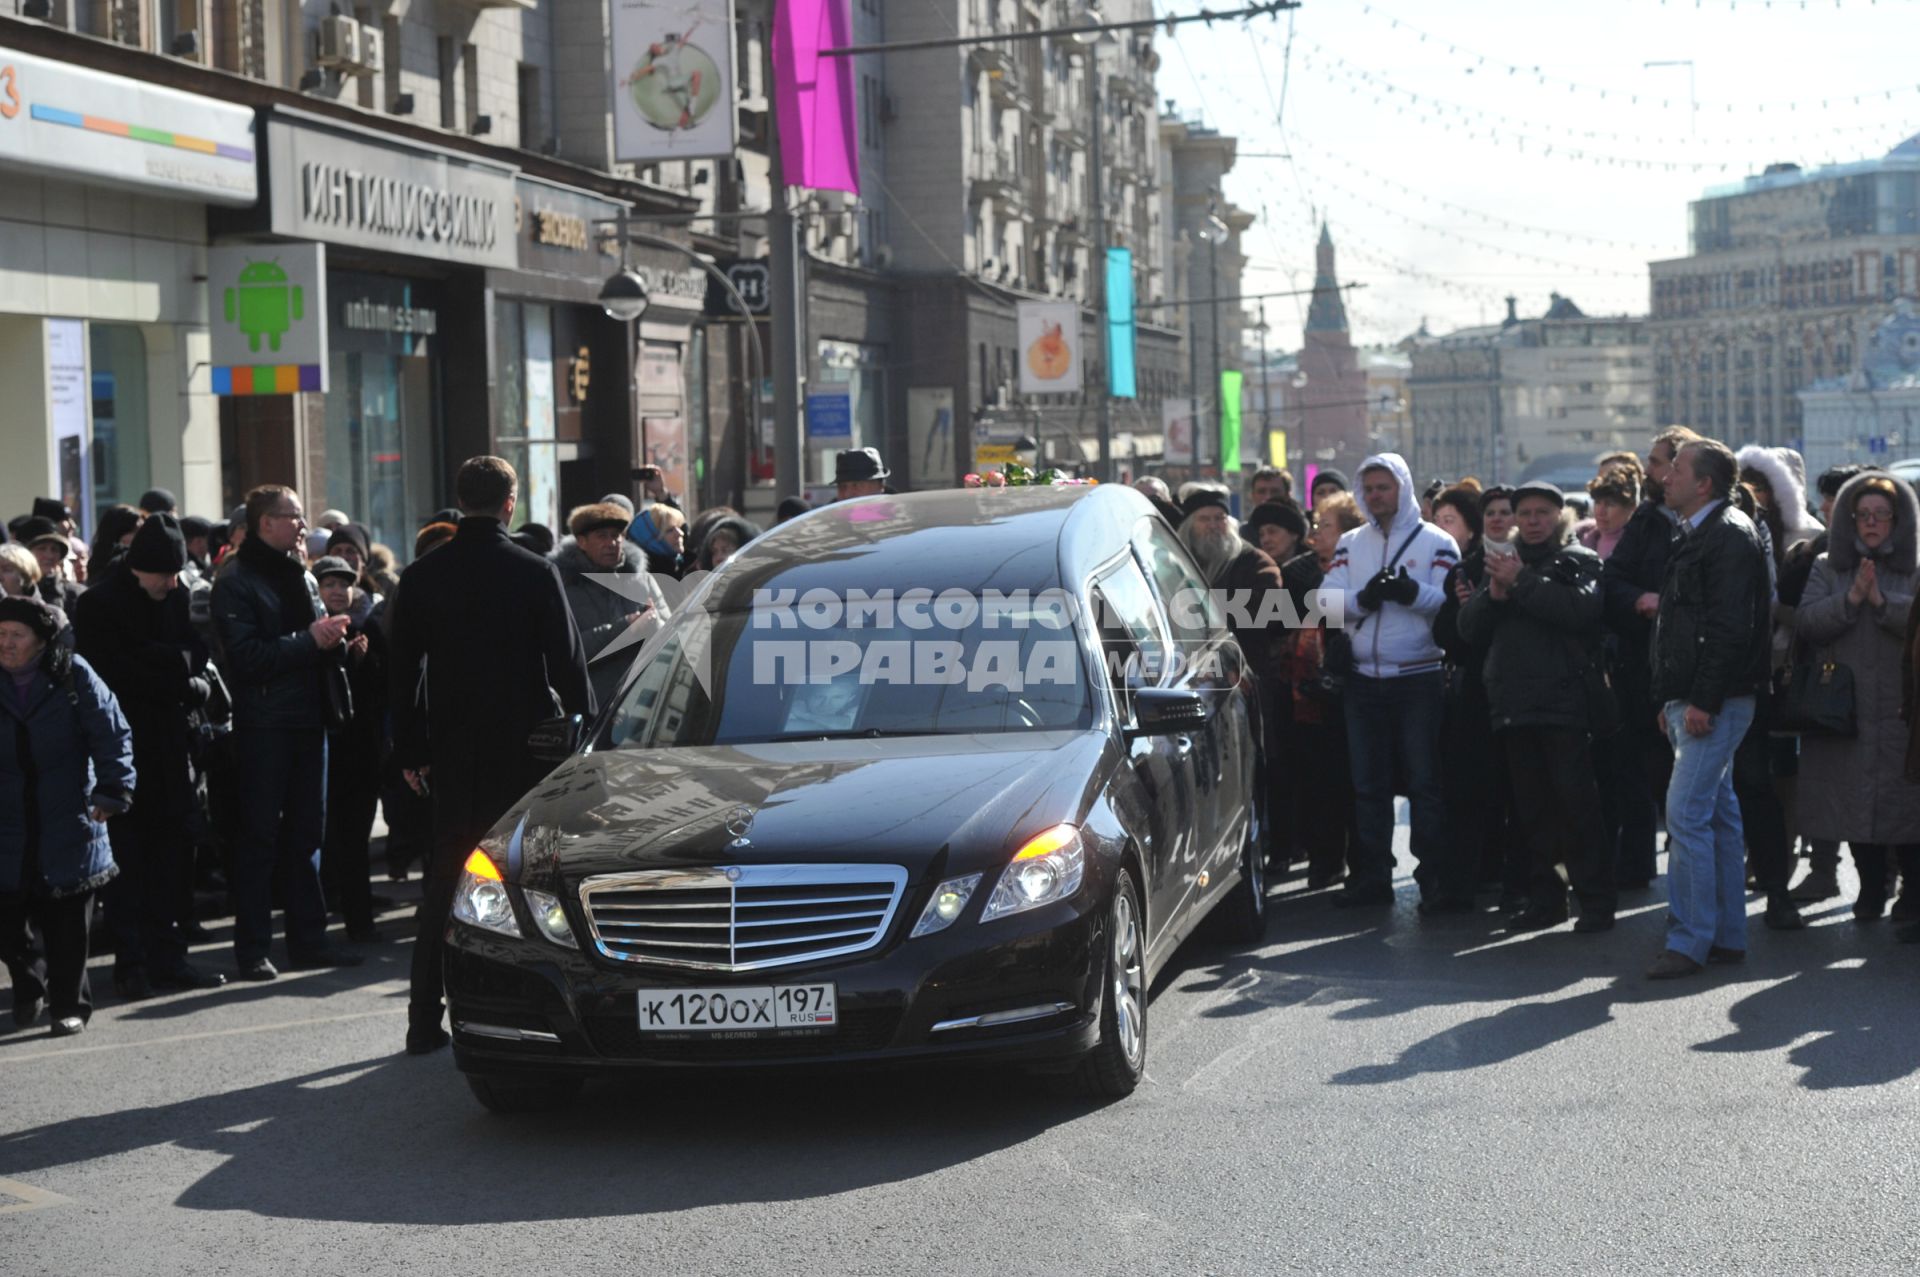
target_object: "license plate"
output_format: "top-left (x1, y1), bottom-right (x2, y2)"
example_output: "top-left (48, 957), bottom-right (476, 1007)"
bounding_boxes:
top-left (636, 984), bottom-right (837, 1034)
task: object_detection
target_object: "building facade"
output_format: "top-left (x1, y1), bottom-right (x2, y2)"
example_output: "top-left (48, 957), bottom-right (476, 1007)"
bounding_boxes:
top-left (1649, 137), bottom-right (1920, 450)
top-left (1409, 295), bottom-right (1651, 489)
top-left (1798, 298), bottom-right (1920, 476)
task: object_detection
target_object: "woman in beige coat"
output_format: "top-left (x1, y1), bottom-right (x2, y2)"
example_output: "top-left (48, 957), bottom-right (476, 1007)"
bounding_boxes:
top-left (1795, 471), bottom-right (1920, 920)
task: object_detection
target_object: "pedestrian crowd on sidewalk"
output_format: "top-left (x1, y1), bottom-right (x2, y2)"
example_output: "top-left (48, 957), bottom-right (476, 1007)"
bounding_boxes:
top-left (1148, 428), bottom-right (1920, 980)
top-left (0, 461), bottom-right (812, 1042)
top-left (5, 425), bottom-right (1914, 1047)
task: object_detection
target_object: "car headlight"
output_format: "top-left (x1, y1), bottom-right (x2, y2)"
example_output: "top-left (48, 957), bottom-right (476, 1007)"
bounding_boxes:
top-left (910, 873), bottom-right (983, 938)
top-left (452, 849), bottom-right (521, 938)
top-left (981, 824), bottom-right (1086, 922)
top-left (522, 887), bottom-right (575, 947)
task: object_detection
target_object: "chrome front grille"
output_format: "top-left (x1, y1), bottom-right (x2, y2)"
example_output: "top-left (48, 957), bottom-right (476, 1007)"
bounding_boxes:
top-left (578, 864), bottom-right (910, 972)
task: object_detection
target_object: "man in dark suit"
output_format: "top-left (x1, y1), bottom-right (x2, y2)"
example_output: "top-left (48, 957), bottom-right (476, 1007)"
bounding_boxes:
top-left (388, 456), bottom-right (593, 1054)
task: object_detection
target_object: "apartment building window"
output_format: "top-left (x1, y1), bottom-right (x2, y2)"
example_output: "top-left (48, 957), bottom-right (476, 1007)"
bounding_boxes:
top-left (383, 18), bottom-right (402, 113)
top-left (859, 74), bottom-right (881, 145)
top-left (438, 38), bottom-right (458, 129)
top-left (519, 64), bottom-right (543, 150)
top-left (463, 43), bottom-right (481, 132)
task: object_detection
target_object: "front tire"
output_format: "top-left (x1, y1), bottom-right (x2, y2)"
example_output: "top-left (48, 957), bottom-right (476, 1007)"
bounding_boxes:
top-left (1073, 868), bottom-right (1147, 1099)
top-left (466, 1073), bottom-right (583, 1115)
top-left (1216, 823), bottom-right (1269, 945)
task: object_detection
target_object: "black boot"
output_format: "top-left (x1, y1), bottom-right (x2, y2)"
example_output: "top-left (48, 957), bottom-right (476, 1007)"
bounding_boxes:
top-left (1853, 845), bottom-right (1890, 921)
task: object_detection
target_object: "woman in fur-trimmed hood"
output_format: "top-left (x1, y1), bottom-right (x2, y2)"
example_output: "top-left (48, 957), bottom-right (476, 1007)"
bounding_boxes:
top-left (1795, 470), bottom-right (1920, 920)
top-left (1736, 444), bottom-right (1822, 550)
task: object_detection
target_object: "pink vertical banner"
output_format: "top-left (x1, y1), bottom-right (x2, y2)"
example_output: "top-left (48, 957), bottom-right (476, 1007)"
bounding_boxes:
top-left (773, 0), bottom-right (861, 194)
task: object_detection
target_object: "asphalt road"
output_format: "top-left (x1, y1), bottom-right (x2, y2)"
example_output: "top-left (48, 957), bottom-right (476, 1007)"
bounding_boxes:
top-left (3, 835), bottom-right (1914, 1276)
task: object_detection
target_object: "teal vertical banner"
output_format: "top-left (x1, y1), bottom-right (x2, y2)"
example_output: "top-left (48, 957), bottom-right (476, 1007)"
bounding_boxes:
top-left (1105, 248), bottom-right (1137, 398)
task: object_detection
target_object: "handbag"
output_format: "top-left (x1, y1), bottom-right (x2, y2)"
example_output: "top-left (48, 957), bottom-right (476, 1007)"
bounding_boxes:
top-left (323, 651), bottom-right (355, 729)
top-left (1779, 654), bottom-right (1856, 737)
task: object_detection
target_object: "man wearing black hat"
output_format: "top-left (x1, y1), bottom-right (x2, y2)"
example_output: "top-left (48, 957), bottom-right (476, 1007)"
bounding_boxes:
top-left (72, 514), bottom-right (226, 992)
top-left (138, 489), bottom-right (177, 516)
top-left (1309, 469), bottom-right (1349, 510)
top-left (834, 447), bottom-right (891, 502)
top-left (17, 517), bottom-right (84, 615)
top-left (31, 497), bottom-right (75, 538)
top-left (178, 516), bottom-right (214, 576)
top-left (1456, 481), bottom-right (1618, 934)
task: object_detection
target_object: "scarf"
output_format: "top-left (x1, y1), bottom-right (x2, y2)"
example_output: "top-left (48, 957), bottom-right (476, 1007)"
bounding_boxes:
top-left (237, 534), bottom-right (318, 635)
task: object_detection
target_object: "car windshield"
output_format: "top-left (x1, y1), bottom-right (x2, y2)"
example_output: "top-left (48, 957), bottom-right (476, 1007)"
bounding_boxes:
top-left (601, 593), bottom-right (1095, 749)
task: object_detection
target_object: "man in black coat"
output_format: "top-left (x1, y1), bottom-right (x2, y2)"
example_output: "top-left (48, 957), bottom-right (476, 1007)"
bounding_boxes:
top-left (72, 514), bottom-right (225, 994)
top-left (1600, 426), bottom-right (1694, 888)
top-left (211, 486), bottom-right (361, 982)
top-left (388, 456), bottom-right (593, 1054)
top-left (1646, 439), bottom-right (1773, 980)
top-left (1458, 483), bottom-right (1616, 933)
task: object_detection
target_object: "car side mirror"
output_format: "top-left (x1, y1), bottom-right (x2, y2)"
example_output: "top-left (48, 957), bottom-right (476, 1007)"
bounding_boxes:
top-left (528, 715), bottom-right (584, 764)
top-left (1129, 686), bottom-right (1210, 737)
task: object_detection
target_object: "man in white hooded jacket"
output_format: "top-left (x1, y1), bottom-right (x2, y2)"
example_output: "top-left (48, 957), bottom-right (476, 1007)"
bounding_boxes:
top-left (1319, 453), bottom-right (1466, 909)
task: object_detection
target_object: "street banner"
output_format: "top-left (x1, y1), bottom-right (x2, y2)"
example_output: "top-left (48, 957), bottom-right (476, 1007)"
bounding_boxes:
top-left (1269, 429), bottom-right (1289, 470)
top-left (1105, 248), bottom-right (1137, 398)
top-left (207, 242), bottom-right (328, 395)
top-left (1017, 300), bottom-right (1082, 396)
top-left (773, 0), bottom-right (860, 194)
top-left (1220, 370), bottom-right (1244, 475)
top-left (612, 0), bottom-right (738, 164)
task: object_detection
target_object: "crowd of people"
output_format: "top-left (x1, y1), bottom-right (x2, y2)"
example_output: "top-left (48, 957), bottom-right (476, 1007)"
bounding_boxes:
top-left (4, 429), bottom-right (1913, 1043)
top-left (1150, 429), bottom-right (1920, 978)
top-left (0, 462), bottom-right (822, 1042)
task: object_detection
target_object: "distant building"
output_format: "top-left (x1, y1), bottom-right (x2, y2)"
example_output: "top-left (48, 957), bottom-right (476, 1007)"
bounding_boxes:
top-left (1649, 136), bottom-right (1920, 449)
top-left (1797, 299), bottom-right (1920, 476)
top-left (1294, 225), bottom-right (1370, 475)
top-left (1408, 295), bottom-right (1650, 489)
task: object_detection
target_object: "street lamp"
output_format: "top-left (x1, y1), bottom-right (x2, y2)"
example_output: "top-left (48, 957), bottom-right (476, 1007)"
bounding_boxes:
top-left (598, 269), bottom-right (651, 324)
top-left (1070, 4), bottom-right (1105, 45)
top-left (1252, 304), bottom-right (1272, 440)
top-left (1197, 199), bottom-right (1230, 470)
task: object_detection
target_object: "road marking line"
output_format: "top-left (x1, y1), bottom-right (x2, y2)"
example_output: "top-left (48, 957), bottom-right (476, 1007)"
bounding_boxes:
top-left (0, 1006), bottom-right (409, 1066)
top-left (0, 1177), bottom-right (72, 1214)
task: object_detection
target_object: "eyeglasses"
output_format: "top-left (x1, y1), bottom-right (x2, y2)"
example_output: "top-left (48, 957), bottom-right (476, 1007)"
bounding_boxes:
top-left (267, 508), bottom-right (308, 525)
top-left (1855, 510), bottom-right (1895, 526)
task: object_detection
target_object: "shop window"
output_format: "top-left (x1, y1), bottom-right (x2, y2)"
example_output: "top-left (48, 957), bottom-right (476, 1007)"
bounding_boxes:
top-left (494, 300), bottom-right (563, 536)
top-left (324, 273), bottom-right (442, 560)
top-left (89, 324), bottom-right (150, 516)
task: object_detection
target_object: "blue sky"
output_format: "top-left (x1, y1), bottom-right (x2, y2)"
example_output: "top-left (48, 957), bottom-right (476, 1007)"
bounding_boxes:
top-left (1153, 0), bottom-right (1920, 346)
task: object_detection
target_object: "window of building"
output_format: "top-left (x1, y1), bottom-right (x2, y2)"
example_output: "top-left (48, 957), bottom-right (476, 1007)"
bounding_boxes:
top-left (518, 64), bottom-right (542, 150)
top-left (438, 37), bottom-right (458, 130)
top-left (89, 324), bottom-right (150, 514)
top-left (383, 17), bottom-right (403, 112)
top-left (462, 43), bottom-right (481, 132)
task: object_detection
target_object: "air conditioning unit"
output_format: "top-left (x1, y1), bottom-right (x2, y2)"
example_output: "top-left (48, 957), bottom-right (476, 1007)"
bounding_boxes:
top-left (317, 15), bottom-right (360, 69)
top-left (355, 26), bottom-right (384, 77)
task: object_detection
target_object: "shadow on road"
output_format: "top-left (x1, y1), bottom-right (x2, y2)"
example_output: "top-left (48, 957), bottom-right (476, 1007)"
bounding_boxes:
top-left (0, 1056), bottom-right (1097, 1223)
top-left (1691, 948), bottom-right (1920, 1089)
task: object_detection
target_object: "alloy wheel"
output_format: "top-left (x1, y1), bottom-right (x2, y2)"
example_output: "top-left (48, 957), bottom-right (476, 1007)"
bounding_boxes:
top-left (1111, 887), bottom-right (1145, 1068)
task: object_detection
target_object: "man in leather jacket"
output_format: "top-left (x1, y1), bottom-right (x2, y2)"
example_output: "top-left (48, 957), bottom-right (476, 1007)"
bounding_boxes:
top-left (1646, 439), bottom-right (1772, 979)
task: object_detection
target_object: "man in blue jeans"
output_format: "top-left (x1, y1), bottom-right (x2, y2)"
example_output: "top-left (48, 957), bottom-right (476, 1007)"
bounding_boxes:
top-left (1319, 453), bottom-right (1464, 910)
top-left (1647, 439), bottom-right (1773, 979)
top-left (211, 486), bottom-right (363, 981)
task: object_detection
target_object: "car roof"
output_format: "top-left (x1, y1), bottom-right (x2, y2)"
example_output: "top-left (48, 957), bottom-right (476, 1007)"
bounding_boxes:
top-left (703, 484), bottom-right (1159, 606)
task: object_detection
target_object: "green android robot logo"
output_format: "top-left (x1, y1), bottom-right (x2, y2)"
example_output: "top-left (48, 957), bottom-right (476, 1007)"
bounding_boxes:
top-left (224, 260), bottom-right (303, 354)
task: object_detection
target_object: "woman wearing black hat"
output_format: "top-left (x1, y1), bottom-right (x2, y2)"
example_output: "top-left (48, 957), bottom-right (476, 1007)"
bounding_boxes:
top-left (0, 595), bottom-right (136, 1035)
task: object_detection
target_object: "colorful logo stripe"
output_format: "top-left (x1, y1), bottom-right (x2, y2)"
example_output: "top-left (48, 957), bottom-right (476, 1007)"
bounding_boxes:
top-left (29, 104), bottom-right (253, 163)
top-left (212, 365), bottom-right (322, 396)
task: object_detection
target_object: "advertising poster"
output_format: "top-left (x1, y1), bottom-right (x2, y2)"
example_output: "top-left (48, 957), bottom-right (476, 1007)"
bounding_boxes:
top-left (907, 386), bottom-right (955, 488)
top-left (208, 242), bottom-right (329, 394)
top-left (1016, 300), bottom-right (1082, 396)
top-left (611, 0), bottom-right (738, 163)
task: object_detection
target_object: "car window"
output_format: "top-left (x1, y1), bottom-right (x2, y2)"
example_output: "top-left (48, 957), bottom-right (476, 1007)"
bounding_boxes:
top-left (602, 595), bottom-right (1094, 748)
top-left (1133, 518), bottom-right (1223, 658)
top-left (1090, 557), bottom-right (1171, 693)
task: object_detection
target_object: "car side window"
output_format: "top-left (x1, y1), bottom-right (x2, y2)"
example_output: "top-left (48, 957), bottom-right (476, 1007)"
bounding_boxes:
top-left (1089, 558), bottom-right (1171, 705)
top-left (1132, 519), bottom-right (1223, 658)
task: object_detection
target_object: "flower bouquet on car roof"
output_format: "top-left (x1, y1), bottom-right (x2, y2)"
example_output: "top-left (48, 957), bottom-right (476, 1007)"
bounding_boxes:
top-left (962, 463), bottom-right (1097, 488)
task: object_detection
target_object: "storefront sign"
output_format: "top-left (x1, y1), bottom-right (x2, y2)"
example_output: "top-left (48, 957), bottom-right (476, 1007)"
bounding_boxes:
top-left (705, 257), bottom-right (772, 318)
top-left (0, 47), bottom-right (257, 205)
top-left (806, 390), bottom-right (852, 438)
top-left (611, 0), bottom-right (739, 164)
top-left (515, 176), bottom-right (625, 277)
top-left (343, 296), bottom-right (438, 336)
top-left (265, 115), bottom-right (516, 269)
top-left (207, 242), bottom-right (330, 395)
top-left (635, 262), bottom-right (710, 308)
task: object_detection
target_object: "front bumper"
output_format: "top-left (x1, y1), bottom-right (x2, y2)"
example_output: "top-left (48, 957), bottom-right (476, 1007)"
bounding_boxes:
top-left (444, 895), bottom-right (1106, 1076)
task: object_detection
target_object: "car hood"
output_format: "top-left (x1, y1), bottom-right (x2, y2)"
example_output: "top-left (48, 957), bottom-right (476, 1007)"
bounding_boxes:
top-left (501, 730), bottom-right (1113, 890)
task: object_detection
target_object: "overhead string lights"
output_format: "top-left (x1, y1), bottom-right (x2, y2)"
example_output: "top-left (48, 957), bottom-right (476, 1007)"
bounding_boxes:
top-left (1351, 3), bottom-right (1920, 115)
top-left (1293, 41), bottom-right (1914, 172)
